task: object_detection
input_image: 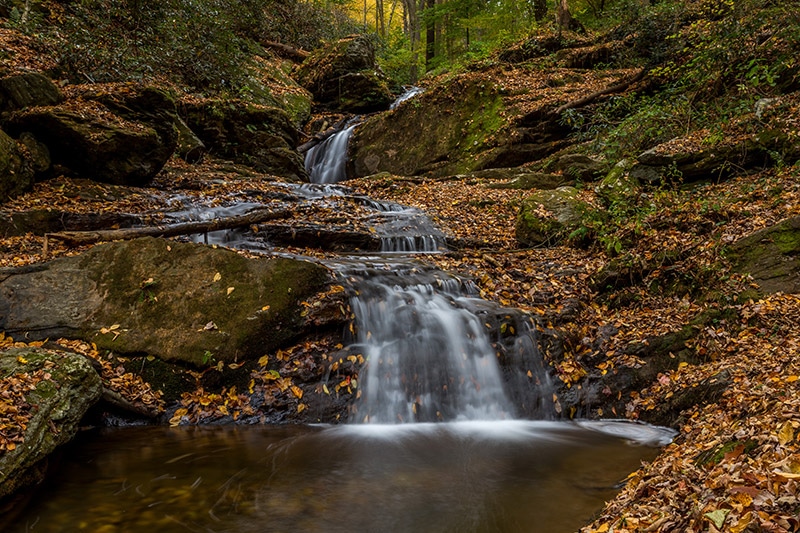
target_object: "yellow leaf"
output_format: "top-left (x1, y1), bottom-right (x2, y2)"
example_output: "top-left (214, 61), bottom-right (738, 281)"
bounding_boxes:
top-left (258, 355), bottom-right (269, 367)
top-left (109, 324), bottom-right (120, 331)
top-left (730, 512), bottom-right (753, 533)
top-left (323, 384), bottom-right (330, 395)
top-left (227, 287), bottom-right (235, 295)
top-left (297, 403), bottom-right (306, 413)
top-left (786, 375), bottom-right (799, 383)
top-left (596, 525), bottom-right (609, 533)
top-left (213, 272), bottom-right (221, 283)
top-left (16, 355), bottom-right (28, 364)
top-left (261, 305), bottom-right (270, 311)
top-left (779, 421), bottom-right (795, 446)
top-left (291, 386), bottom-right (303, 399)
top-left (248, 379), bottom-right (255, 394)
top-left (218, 405), bottom-right (229, 415)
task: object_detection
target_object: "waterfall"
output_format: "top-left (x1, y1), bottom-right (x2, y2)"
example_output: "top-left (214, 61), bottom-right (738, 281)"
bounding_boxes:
top-left (335, 260), bottom-right (552, 424)
top-left (304, 87), bottom-right (424, 184)
top-left (305, 123), bottom-right (357, 184)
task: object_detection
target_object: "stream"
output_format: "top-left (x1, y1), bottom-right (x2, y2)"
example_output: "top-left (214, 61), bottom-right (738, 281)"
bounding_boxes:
top-left (8, 88), bottom-right (677, 532)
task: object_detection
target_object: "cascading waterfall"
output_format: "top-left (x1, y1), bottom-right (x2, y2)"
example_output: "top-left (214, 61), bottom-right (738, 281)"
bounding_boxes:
top-left (305, 86), bottom-right (424, 185)
top-left (305, 123), bottom-right (357, 184)
top-left (333, 260), bottom-right (552, 424)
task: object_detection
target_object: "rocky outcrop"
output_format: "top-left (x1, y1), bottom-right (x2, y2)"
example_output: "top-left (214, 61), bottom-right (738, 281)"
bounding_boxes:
top-left (516, 186), bottom-right (586, 246)
top-left (0, 128), bottom-right (35, 201)
top-left (180, 99), bottom-right (306, 181)
top-left (485, 171), bottom-right (569, 190)
top-left (0, 347), bottom-right (102, 498)
top-left (295, 35), bottom-right (393, 113)
top-left (728, 215), bottom-right (800, 295)
top-left (0, 237), bottom-right (333, 366)
top-left (0, 72), bottom-right (63, 112)
top-left (4, 84), bottom-right (178, 186)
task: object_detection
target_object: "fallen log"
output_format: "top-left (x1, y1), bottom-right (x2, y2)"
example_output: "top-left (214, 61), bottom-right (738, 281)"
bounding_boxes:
top-left (45, 208), bottom-right (293, 247)
top-left (550, 68), bottom-right (647, 116)
top-left (262, 40), bottom-right (309, 63)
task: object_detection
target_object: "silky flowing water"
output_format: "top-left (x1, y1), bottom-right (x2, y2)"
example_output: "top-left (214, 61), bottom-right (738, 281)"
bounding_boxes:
top-left (9, 88), bottom-right (676, 531)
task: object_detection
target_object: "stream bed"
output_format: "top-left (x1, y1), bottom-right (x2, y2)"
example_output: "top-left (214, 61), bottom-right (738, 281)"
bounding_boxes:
top-left (9, 421), bottom-right (673, 533)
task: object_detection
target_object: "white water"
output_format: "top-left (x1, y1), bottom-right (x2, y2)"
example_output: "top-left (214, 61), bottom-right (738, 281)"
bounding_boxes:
top-left (305, 123), bottom-right (357, 184)
top-left (335, 260), bottom-right (549, 424)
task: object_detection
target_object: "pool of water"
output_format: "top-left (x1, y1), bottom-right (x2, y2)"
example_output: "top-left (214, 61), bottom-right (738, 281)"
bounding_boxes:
top-left (7, 420), bottom-right (672, 533)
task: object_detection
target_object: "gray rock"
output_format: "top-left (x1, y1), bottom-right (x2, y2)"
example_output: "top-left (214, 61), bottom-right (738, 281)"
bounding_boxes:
top-left (0, 237), bottom-right (333, 367)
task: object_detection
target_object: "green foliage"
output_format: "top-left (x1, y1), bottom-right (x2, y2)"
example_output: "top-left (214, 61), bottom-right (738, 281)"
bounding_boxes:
top-left (9, 0), bottom-right (357, 94)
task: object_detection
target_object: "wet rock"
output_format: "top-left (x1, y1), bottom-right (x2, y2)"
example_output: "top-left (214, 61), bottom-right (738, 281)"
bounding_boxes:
top-left (728, 215), bottom-right (800, 295)
top-left (0, 237), bottom-right (332, 367)
top-left (516, 186), bottom-right (585, 247)
top-left (0, 209), bottom-right (141, 237)
top-left (295, 35), bottom-right (393, 113)
top-left (180, 99), bottom-right (306, 181)
top-left (0, 72), bottom-right (63, 112)
top-left (0, 128), bottom-right (34, 201)
top-left (0, 347), bottom-right (102, 498)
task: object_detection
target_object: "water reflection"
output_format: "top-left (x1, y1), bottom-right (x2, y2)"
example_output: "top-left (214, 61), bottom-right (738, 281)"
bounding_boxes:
top-left (10, 421), bottom-right (672, 533)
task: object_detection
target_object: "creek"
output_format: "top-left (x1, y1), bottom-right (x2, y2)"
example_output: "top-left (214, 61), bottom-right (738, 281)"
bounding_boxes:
top-left (8, 89), bottom-right (676, 532)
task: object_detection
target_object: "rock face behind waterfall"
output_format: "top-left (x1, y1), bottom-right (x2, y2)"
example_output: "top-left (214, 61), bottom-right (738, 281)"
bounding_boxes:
top-left (0, 237), bottom-right (332, 367)
top-left (295, 35), bottom-right (394, 113)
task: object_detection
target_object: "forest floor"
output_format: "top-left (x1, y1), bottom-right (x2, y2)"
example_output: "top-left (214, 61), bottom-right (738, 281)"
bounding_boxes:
top-left (1, 157), bottom-right (800, 531)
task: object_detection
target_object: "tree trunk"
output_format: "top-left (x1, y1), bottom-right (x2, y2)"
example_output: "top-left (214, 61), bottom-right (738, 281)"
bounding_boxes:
top-left (425, 0), bottom-right (436, 70)
top-left (533, 0), bottom-right (547, 21)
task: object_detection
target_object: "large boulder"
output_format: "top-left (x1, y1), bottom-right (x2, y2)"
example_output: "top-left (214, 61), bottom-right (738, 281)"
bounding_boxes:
top-left (180, 99), bottom-right (307, 181)
top-left (4, 85), bottom-right (178, 186)
top-left (295, 35), bottom-right (393, 113)
top-left (0, 237), bottom-right (333, 367)
top-left (0, 72), bottom-right (63, 113)
top-left (0, 347), bottom-right (102, 498)
top-left (516, 186), bottom-right (586, 246)
top-left (728, 215), bottom-right (800, 295)
top-left (351, 76), bottom-right (508, 177)
top-left (0, 128), bottom-right (34, 201)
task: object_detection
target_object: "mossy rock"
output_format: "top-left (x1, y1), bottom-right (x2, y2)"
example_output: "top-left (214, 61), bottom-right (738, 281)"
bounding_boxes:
top-left (0, 238), bottom-right (333, 366)
top-left (295, 35), bottom-right (393, 113)
top-left (351, 76), bottom-right (507, 178)
top-left (180, 99), bottom-right (306, 181)
top-left (515, 186), bottom-right (585, 247)
top-left (0, 71), bottom-right (63, 113)
top-left (0, 347), bottom-right (101, 498)
top-left (727, 215), bottom-right (800, 294)
top-left (485, 171), bottom-right (568, 190)
top-left (5, 101), bottom-right (175, 187)
top-left (596, 159), bottom-right (639, 207)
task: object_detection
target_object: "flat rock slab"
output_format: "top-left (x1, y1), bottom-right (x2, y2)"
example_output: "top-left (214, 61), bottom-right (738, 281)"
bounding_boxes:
top-left (0, 237), bottom-right (332, 366)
